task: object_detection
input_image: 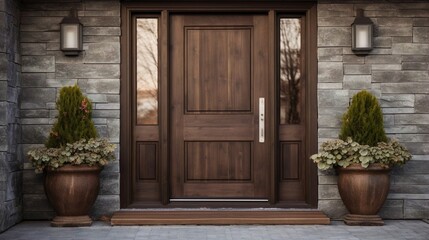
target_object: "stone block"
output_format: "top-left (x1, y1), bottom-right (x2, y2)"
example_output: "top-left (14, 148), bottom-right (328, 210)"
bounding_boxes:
top-left (20, 17), bottom-right (62, 32)
top-left (20, 32), bottom-right (59, 43)
top-left (83, 35), bottom-right (120, 43)
top-left (365, 55), bottom-right (402, 64)
top-left (377, 18), bottom-right (413, 26)
top-left (402, 55), bottom-right (429, 62)
top-left (22, 77), bottom-right (76, 88)
top-left (83, 27), bottom-right (120, 36)
top-left (90, 195), bottom-right (120, 218)
top-left (85, 42), bottom-right (120, 63)
top-left (318, 62), bottom-right (343, 82)
top-left (23, 194), bottom-right (52, 212)
top-left (318, 17), bottom-right (354, 27)
top-left (393, 43), bottom-right (429, 55)
top-left (395, 114), bottom-right (429, 125)
top-left (92, 110), bottom-right (120, 118)
top-left (390, 184), bottom-right (429, 194)
top-left (318, 90), bottom-right (349, 108)
top-left (20, 88), bottom-right (56, 109)
top-left (380, 94), bottom-right (414, 108)
top-left (318, 48), bottom-right (342, 62)
top-left (379, 200), bottom-right (404, 219)
top-left (20, 109), bottom-right (49, 118)
top-left (343, 75), bottom-right (371, 90)
top-left (317, 83), bottom-right (342, 89)
top-left (365, 10), bottom-right (399, 18)
top-left (318, 114), bottom-right (341, 128)
top-left (318, 175), bottom-right (337, 185)
top-left (318, 128), bottom-right (340, 139)
top-left (402, 62), bottom-right (428, 71)
top-left (81, 10), bottom-right (120, 17)
top-left (344, 64), bottom-right (371, 75)
top-left (382, 83), bottom-right (429, 94)
top-left (343, 55), bottom-right (364, 64)
top-left (404, 200), bottom-right (429, 219)
top-left (95, 125), bottom-right (108, 138)
top-left (23, 170), bottom-right (44, 194)
top-left (22, 56), bottom-right (55, 73)
top-left (0, 54), bottom-right (7, 80)
top-left (85, 1), bottom-right (120, 11)
top-left (78, 79), bottom-right (119, 94)
top-left (373, 37), bottom-right (392, 48)
top-left (0, 102), bottom-right (6, 125)
top-left (0, 126), bottom-right (6, 151)
top-left (414, 18), bottom-right (429, 26)
top-left (384, 115), bottom-right (394, 126)
top-left (107, 119), bottom-right (119, 142)
top-left (5, 171), bottom-right (21, 201)
top-left (382, 108), bottom-right (414, 114)
top-left (403, 142), bottom-right (429, 155)
top-left (416, 94), bottom-right (429, 113)
top-left (21, 125), bottom-right (51, 144)
top-left (86, 94), bottom-right (108, 103)
top-left (373, 71), bottom-right (428, 83)
top-left (414, 27), bottom-right (429, 43)
top-left (318, 27), bottom-right (350, 47)
top-left (392, 36), bottom-right (413, 43)
top-left (318, 200), bottom-right (347, 219)
top-left (0, 81), bottom-right (6, 101)
top-left (96, 103), bottom-right (119, 110)
top-left (372, 64), bottom-right (401, 71)
top-left (318, 4), bottom-right (353, 17)
top-left (56, 64), bottom-right (120, 79)
top-left (99, 172), bottom-right (119, 195)
top-left (107, 95), bottom-right (120, 103)
top-left (21, 43), bottom-right (46, 56)
top-left (392, 174), bottom-right (429, 185)
top-left (80, 17), bottom-right (120, 27)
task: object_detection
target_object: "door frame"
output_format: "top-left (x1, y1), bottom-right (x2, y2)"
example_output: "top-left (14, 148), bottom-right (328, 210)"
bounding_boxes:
top-left (120, 0), bottom-right (318, 208)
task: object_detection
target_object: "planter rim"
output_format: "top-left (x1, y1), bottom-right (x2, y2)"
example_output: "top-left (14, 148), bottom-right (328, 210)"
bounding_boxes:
top-left (45, 164), bottom-right (102, 173)
top-left (336, 163), bottom-right (391, 172)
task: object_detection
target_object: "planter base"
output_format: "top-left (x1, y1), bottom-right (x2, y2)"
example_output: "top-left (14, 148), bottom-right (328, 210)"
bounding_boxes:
top-left (343, 214), bottom-right (384, 226)
top-left (51, 215), bottom-right (92, 227)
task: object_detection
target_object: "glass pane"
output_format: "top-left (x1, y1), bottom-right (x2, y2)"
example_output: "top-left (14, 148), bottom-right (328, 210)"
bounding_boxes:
top-left (280, 18), bottom-right (301, 125)
top-left (136, 18), bottom-right (158, 125)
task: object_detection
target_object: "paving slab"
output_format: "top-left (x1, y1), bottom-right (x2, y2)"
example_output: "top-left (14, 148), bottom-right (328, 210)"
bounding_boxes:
top-left (0, 220), bottom-right (428, 240)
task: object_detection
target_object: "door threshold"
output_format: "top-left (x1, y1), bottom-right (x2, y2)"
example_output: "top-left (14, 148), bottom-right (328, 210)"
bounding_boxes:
top-left (170, 199), bottom-right (269, 202)
top-left (111, 210), bottom-right (330, 225)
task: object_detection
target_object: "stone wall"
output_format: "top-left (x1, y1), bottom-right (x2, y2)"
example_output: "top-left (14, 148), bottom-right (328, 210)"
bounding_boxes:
top-left (0, 0), bottom-right (22, 233)
top-left (318, 1), bottom-right (429, 219)
top-left (20, 0), bottom-right (120, 219)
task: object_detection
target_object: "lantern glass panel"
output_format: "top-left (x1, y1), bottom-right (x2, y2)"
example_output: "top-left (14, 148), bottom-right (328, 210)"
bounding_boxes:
top-left (355, 25), bottom-right (371, 48)
top-left (62, 24), bottom-right (79, 49)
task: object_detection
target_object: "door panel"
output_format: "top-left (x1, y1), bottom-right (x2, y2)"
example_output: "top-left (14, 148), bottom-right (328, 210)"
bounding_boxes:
top-left (170, 14), bottom-right (270, 199)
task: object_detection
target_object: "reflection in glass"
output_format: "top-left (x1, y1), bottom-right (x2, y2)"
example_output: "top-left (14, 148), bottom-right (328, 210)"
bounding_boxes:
top-left (137, 18), bottom-right (158, 125)
top-left (280, 18), bottom-right (301, 125)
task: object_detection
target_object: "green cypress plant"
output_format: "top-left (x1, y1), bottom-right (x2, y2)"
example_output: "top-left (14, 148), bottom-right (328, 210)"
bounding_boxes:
top-left (46, 85), bottom-right (97, 148)
top-left (339, 90), bottom-right (387, 146)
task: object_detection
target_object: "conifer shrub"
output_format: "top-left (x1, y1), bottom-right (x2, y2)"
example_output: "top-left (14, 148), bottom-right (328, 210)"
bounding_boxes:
top-left (339, 90), bottom-right (387, 147)
top-left (46, 85), bottom-right (97, 148)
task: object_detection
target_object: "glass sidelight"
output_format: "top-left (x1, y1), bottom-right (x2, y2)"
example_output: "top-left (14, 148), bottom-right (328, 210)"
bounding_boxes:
top-left (279, 18), bottom-right (302, 125)
top-left (136, 18), bottom-right (159, 125)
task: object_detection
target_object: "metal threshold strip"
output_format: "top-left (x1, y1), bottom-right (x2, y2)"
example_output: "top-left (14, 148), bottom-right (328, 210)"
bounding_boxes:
top-left (170, 199), bottom-right (269, 202)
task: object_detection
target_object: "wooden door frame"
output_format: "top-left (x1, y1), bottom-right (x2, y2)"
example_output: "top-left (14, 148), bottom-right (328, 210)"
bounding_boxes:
top-left (120, 0), bottom-right (318, 208)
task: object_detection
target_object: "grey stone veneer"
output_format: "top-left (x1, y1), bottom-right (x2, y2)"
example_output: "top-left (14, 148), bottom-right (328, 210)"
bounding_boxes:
top-left (0, 0), bottom-right (22, 233)
top-left (318, 1), bottom-right (429, 219)
top-left (11, 0), bottom-right (429, 221)
top-left (20, 0), bottom-right (120, 220)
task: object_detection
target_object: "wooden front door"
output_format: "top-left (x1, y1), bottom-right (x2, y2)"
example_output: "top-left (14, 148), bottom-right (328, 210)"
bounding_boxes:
top-left (170, 14), bottom-right (271, 199)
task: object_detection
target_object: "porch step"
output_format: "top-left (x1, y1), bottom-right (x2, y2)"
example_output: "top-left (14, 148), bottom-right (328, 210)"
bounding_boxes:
top-left (111, 210), bottom-right (330, 225)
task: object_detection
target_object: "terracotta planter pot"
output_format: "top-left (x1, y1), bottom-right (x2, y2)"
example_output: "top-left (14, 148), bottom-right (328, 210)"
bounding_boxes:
top-left (336, 163), bottom-right (391, 226)
top-left (44, 165), bottom-right (101, 227)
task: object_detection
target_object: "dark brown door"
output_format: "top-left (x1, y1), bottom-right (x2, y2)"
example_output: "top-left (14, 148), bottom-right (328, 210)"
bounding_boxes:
top-left (170, 14), bottom-right (271, 199)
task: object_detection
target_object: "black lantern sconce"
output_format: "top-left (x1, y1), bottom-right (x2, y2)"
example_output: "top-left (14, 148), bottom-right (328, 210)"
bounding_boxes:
top-left (60, 9), bottom-right (83, 56)
top-left (351, 9), bottom-right (374, 55)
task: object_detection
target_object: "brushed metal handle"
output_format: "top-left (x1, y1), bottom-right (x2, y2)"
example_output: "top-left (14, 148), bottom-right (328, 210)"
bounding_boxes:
top-left (259, 97), bottom-right (264, 143)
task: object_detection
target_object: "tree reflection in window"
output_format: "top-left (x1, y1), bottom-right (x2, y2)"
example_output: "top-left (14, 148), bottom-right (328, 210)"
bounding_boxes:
top-left (280, 18), bottom-right (301, 125)
top-left (136, 18), bottom-right (158, 125)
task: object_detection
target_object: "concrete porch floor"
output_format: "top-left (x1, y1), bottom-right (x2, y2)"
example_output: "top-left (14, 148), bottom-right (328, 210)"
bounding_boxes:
top-left (0, 220), bottom-right (428, 240)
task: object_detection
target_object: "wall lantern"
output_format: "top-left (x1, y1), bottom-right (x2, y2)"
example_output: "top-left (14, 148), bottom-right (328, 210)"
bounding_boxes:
top-left (351, 9), bottom-right (373, 55)
top-left (60, 9), bottom-right (83, 56)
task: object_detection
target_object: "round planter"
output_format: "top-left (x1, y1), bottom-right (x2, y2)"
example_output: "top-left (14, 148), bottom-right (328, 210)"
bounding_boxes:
top-left (44, 165), bottom-right (101, 227)
top-left (336, 163), bottom-right (391, 226)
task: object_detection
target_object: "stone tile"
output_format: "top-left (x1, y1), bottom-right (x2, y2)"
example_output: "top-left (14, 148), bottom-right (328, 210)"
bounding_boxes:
top-left (107, 118), bottom-right (119, 142)
top-left (56, 64), bottom-right (120, 79)
top-left (85, 42), bottom-right (120, 63)
top-left (99, 172), bottom-right (119, 195)
top-left (0, 54), bottom-right (7, 80)
top-left (415, 94), bottom-right (429, 113)
top-left (392, 36), bottom-right (413, 43)
top-left (380, 94), bottom-right (414, 108)
top-left (318, 27), bottom-right (351, 47)
top-left (318, 4), bottom-right (353, 17)
top-left (20, 43), bottom-right (46, 56)
top-left (21, 56), bottom-right (55, 73)
top-left (21, 125), bottom-right (51, 144)
top-left (317, 83), bottom-right (342, 89)
top-left (80, 17), bottom-right (120, 27)
top-left (343, 55), bottom-right (365, 64)
top-left (318, 48), bottom-right (342, 62)
top-left (318, 17), bottom-right (354, 27)
top-left (365, 55), bottom-right (402, 64)
top-left (78, 79), bottom-right (119, 94)
top-left (402, 62), bottom-right (428, 71)
top-left (343, 75), bottom-right (371, 90)
top-left (413, 18), bottom-right (429, 26)
top-left (377, 17), bottom-right (413, 26)
top-left (22, 194), bottom-right (52, 212)
top-left (20, 88), bottom-right (56, 109)
top-left (372, 64), bottom-right (401, 71)
top-left (374, 37), bottom-right (392, 48)
top-left (90, 195), bottom-right (120, 218)
top-left (382, 83), bottom-right (429, 94)
top-left (83, 35), bottom-right (120, 43)
top-left (413, 27), bottom-right (429, 42)
top-left (392, 43), bottom-right (429, 55)
top-left (402, 55), bottom-right (429, 62)
top-left (20, 110), bottom-right (49, 118)
top-left (404, 200), bottom-right (429, 218)
top-left (84, 1), bottom-right (120, 11)
top-left (373, 71), bottom-right (429, 83)
top-left (318, 199), bottom-right (348, 219)
top-left (344, 64), bottom-right (371, 75)
top-left (395, 114), bottom-right (429, 125)
top-left (318, 62), bottom-right (343, 82)
top-left (20, 32), bottom-right (60, 43)
top-left (83, 27), bottom-right (121, 36)
top-left (318, 90), bottom-right (349, 108)
top-left (379, 200), bottom-right (404, 219)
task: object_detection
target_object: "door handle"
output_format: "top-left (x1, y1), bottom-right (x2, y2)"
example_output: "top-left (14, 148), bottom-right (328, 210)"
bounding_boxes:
top-left (259, 97), bottom-right (264, 143)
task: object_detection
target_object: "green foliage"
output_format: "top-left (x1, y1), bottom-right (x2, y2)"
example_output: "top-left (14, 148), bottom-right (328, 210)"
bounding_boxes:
top-left (310, 137), bottom-right (412, 170)
top-left (339, 90), bottom-right (387, 146)
top-left (28, 138), bottom-right (116, 173)
top-left (46, 85), bottom-right (97, 148)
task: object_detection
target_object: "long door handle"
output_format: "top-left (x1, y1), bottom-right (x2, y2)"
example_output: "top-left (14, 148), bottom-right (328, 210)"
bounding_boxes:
top-left (259, 97), bottom-right (265, 143)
